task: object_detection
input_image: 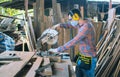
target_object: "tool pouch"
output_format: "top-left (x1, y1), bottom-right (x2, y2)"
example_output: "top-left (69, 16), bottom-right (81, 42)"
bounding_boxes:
top-left (74, 53), bottom-right (92, 70)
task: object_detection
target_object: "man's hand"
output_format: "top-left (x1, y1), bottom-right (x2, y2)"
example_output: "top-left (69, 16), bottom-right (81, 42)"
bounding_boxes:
top-left (48, 48), bottom-right (59, 55)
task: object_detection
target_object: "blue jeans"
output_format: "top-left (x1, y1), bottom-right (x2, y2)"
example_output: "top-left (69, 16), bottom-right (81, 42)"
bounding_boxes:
top-left (75, 57), bottom-right (97, 77)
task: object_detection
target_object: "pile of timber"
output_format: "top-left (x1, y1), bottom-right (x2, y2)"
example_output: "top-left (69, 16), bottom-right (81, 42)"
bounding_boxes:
top-left (95, 15), bottom-right (120, 76)
top-left (0, 51), bottom-right (75, 77)
top-left (0, 18), bottom-right (14, 30)
top-left (25, 56), bottom-right (75, 77)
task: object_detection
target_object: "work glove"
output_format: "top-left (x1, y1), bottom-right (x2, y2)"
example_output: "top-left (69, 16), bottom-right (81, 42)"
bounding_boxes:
top-left (52, 24), bottom-right (60, 29)
top-left (48, 48), bottom-right (59, 55)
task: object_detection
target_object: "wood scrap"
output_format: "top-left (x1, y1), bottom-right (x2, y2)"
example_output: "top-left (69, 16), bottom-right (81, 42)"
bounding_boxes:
top-left (51, 63), bottom-right (69, 77)
top-left (48, 56), bottom-right (61, 62)
top-left (42, 57), bottom-right (53, 76)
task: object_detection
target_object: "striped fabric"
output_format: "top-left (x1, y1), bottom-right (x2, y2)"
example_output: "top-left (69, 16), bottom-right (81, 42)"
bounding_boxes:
top-left (57, 21), bottom-right (96, 57)
top-left (0, 32), bottom-right (15, 52)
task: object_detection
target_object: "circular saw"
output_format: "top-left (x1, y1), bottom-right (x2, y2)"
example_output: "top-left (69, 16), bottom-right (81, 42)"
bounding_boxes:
top-left (38, 29), bottom-right (59, 45)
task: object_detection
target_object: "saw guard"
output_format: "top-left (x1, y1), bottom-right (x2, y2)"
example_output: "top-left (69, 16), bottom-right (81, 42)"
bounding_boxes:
top-left (41, 29), bottom-right (58, 45)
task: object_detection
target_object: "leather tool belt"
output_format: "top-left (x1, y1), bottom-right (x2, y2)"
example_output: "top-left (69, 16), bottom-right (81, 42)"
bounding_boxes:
top-left (74, 53), bottom-right (92, 70)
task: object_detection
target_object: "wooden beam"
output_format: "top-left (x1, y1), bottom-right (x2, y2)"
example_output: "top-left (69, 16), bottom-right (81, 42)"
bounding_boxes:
top-left (57, 3), bottom-right (64, 46)
top-left (40, 0), bottom-right (45, 34)
top-left (23, 14), bottom-right (34, 51)
top-left (33, 3), bottom-right (37, 39)
top-left (52, 0), bottom-right (58, 24)
top-left (24, 0), bottom-right (28, 17)
top-left (26, 57), bottom-right (43, 77)
top-left (28, 16), bottom-right (37, 49)
top-left (35, 0), bottom-right (41, 38)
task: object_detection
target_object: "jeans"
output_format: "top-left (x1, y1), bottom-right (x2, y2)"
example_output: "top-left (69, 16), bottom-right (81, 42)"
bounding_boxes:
top-left (75, 57), bottom-right (97, 77)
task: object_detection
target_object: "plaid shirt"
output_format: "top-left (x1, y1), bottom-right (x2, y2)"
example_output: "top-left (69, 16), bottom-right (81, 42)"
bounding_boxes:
top-left (57, 21), bottom-right (96, 57)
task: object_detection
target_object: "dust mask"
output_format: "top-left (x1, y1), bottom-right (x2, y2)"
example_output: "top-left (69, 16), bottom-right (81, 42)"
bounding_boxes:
top-left (70, 20), bottom-right (78, 27)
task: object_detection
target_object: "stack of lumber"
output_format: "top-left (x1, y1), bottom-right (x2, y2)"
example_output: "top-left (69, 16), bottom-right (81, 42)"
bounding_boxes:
top-left (0, 18), bottom-right (14, 31)
top-left (26, 56), bottom-right (76, 77)
top-left (0, 51), bottom-right (75, 77)
top-left (95, 8), bottom-right (120, 77)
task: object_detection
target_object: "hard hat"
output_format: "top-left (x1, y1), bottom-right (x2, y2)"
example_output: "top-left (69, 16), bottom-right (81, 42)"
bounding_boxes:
top-left (68, 9), bottom-right (81, 21)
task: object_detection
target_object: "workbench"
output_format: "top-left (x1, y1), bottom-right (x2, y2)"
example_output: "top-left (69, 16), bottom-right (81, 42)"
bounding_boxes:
top-left (0, 51), bottom-right (76, 77)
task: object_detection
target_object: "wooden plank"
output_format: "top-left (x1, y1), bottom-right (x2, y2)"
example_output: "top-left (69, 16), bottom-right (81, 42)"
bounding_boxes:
top-left (63, 59), bottom-right (76, 77)
top-left (0, 51), bottom-right (35, 77)
top-left (101, 40), bottom-right (120, 77)
top-left (40, 0), bottom-right (45, 34)
top-left (57, 3), bottom-right (64, 46)
top-left (35, 0), bottom-right (45, 38)
top-left (24, 0), bottom-right (28, 17)
top-left (25, 57), bottom-right (43, 77)
top-left (23, 14), bottom-right (34, 52)
top-left (35, 1), bottom-right (40, 38)
top-left (107, 8), bottom-right (116, 33)
top-left (33, 3), bottom-right (37, 39)
top-left (64, 29), bottom-right (70, 54)
top-left (96, 29), bottom-right (108, 51)
top-left (43, 57), bottom-right (52, 76)
top-left (58, 28), bottom-right (64, 46)
top-left (51, 63), bottom-right (69, 77)
top-left (113, 60), bottom-right (120, 77)
top-left (52, 0), bottom-right (58, 24)
top-left (28, 16), bottom-right (37, 49)
top-left (96, 22), bottom-right (103, 44)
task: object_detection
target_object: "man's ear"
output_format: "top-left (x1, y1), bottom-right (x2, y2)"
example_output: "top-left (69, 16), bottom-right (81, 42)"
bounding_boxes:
top-left (72, 13), bottom-right (80, 21)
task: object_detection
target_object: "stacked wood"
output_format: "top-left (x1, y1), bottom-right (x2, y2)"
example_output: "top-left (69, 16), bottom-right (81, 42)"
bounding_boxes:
top-left (95, 8), bottom-right (120, 77)
top-left (23, 14), bottom-right (34, 52)
top-left (25, 56), bottom-right (74, 77)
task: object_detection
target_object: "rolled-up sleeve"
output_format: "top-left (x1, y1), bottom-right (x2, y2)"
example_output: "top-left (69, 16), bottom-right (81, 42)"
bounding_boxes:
top-left (57, 24), bottom-right (89, 52)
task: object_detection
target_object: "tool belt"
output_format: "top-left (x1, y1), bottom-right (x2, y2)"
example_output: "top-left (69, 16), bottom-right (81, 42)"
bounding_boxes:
top-left (74, 53), bottom-right (92, 70)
